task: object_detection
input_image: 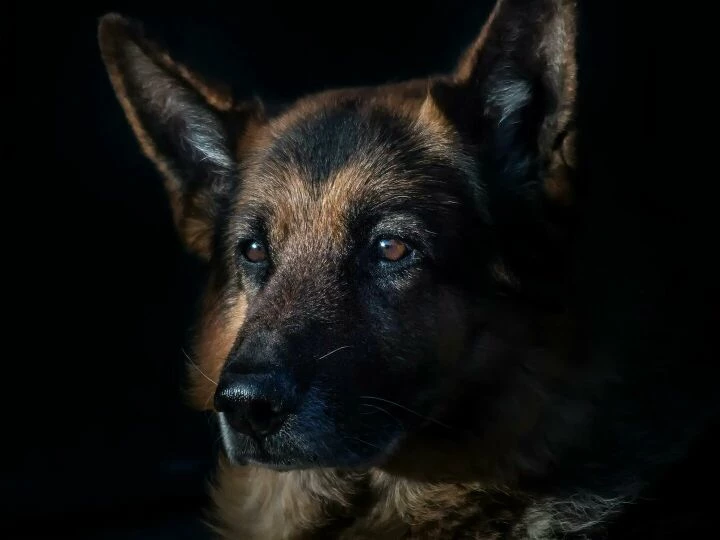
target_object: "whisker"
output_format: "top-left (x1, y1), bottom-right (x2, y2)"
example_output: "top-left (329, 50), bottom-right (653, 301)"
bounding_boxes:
top-left (360, 395), bottom-right (455, 430)
top-left (182, 348), bottom-right (218, 386)
top-left (316, 345), bottom-right (353, 361)
top-left (359, 403), bottom-right (406, 430)
top-left (346, 436), bottom-right (382, 450)
top-left (204, 392), bottom-right (216, 411)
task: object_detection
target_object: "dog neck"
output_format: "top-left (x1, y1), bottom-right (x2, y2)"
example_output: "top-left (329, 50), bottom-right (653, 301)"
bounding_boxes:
top-left (208, 459), bottom-right (589, 539)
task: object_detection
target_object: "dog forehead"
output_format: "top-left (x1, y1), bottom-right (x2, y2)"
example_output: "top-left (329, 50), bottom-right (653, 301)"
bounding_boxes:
top-left (234, 105), bottom-right (433, 226)
top-left (261, 102), bottom-right (426, 187)
top-left (225, 91), bottom-right (479, 257)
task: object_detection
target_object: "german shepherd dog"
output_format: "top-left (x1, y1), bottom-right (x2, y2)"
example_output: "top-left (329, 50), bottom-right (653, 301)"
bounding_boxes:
top-left (96, 0), bottom-right (698, 537)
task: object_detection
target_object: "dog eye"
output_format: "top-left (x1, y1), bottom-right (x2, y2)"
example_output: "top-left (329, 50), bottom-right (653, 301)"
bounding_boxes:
top-left (241, 240), bottom-right (268, 263)
top-left (377, 238), bottom-right (409, 262)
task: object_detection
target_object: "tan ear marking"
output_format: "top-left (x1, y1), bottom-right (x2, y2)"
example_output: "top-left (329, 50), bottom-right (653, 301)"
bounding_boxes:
top-left (417, 92), bottom-right (452, 133)
top-left (453, 0), bottom-right (504, 84)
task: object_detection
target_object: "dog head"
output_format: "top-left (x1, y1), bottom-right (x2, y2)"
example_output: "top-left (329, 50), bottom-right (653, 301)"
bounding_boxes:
top-left (98, 0), bottom-right (579, 481)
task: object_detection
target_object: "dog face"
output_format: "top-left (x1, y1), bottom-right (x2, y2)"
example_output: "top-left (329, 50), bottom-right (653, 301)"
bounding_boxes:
top-left (205, 99), bottom-right (479, 468)
top-left (99, 0), bottom-right (579, 478)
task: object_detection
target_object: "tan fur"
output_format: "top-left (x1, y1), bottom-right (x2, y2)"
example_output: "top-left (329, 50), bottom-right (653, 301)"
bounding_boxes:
top-left (235, 96), bottom-right (470, 261)
top-left (208, 464), bottom-right (534, 539)
top-left (209, 458), bottom-right (362, 539)
top-left (453, 0), bottom-right (504, 83)
top-left (538, 1), bottom-right (578, 206)
top-left (187, 283), bottom-right (248, 410)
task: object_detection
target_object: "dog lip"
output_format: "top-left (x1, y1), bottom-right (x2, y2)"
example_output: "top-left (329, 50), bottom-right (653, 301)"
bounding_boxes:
top-left (225, 432), bottom-right (389, 469)
top-left (234, 446), bottom-right (312, 469)
top-left (219, 409), bottom-right (403, 469)
top-left (247, 459), bottom-right (302, 471)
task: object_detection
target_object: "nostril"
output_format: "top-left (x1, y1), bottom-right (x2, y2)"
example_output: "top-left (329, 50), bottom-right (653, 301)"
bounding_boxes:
top-left (222, 397), bottom-right (288, 439)
top-left (215, 382), bottom-right (295, 439)
top-left (225, 411), bottom-right (252, 436)
top-left (248, 399), bottom-right (286, 436)
top-left (248, 399), bottom-right (273, 428)
top-left (214, 372), bottom-right (298, 439)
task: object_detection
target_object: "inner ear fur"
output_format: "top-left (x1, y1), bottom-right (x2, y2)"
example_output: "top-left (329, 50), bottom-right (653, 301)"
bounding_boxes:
top-left (433, 0), bottom-right (578, 210)
top-left (98, 13), bottom-right (265, 259)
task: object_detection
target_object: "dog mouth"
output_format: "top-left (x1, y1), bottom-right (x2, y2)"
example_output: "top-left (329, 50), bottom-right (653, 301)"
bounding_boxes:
top-left (216, 401), bottom-right (405, 470)
top-left (211, 357), bottom-right (447, 470)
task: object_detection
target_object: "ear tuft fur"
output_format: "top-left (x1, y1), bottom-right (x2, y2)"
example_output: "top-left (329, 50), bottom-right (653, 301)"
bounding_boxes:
top-left (98, 13), bottom-right (264, 258)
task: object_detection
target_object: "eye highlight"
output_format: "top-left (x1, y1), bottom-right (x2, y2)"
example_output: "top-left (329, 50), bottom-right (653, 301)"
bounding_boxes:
top-left (241, 240), bottom-right (268, 263)
top-left (377, 238), bottom-right (409, 262)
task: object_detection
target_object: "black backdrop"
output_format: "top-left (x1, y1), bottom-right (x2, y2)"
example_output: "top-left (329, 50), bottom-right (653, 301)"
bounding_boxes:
top-left (10, 2), bottom-right (717, 539)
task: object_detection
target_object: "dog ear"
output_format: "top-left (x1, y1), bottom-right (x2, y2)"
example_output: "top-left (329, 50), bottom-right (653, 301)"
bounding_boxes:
top-left (98, 14), bottom-right (264, 259)
top-left (433, 0), bottom-right (578, 212)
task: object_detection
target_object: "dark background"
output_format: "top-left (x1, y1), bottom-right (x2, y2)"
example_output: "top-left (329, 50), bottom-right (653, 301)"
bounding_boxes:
top-left (10, 1), bottom-right (717, 539)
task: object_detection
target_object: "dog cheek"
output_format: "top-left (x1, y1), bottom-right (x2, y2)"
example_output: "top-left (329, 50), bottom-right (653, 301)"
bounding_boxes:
top-left (188, 291), bottom-right (248, 411)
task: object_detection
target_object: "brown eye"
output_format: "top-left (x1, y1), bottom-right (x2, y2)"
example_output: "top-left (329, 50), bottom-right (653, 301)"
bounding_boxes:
top-left (377, 238), bottom-right (408, 262)
top-left (243, 240), bottom-right (267, 263)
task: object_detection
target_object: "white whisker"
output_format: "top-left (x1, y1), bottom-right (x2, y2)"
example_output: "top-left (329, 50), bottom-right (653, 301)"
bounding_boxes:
top-left (316, 345), bottom-right (353, 361)
top-left (346, 436), bottom-right (382, 450)
top-left (182, 348), bottom-right (218, 386)
top-left (359, 403), bottom-right (406, 430)
top-left (360, 395), bottom-right (455, 430)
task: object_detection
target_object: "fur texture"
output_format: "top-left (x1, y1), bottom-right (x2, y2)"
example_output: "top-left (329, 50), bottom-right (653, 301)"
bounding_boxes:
top-left (97, 1), bottom-right (711, 538)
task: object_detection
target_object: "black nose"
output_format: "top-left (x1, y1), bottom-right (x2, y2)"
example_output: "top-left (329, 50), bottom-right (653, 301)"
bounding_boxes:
top-left (214, 373), bottom-right (298, 439)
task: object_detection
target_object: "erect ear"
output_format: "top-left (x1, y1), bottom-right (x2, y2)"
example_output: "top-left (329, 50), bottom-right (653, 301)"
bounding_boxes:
top-left (98, 14), bottom-right (264, 259)
top-left (433, 0), bottom-right (578, 211)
